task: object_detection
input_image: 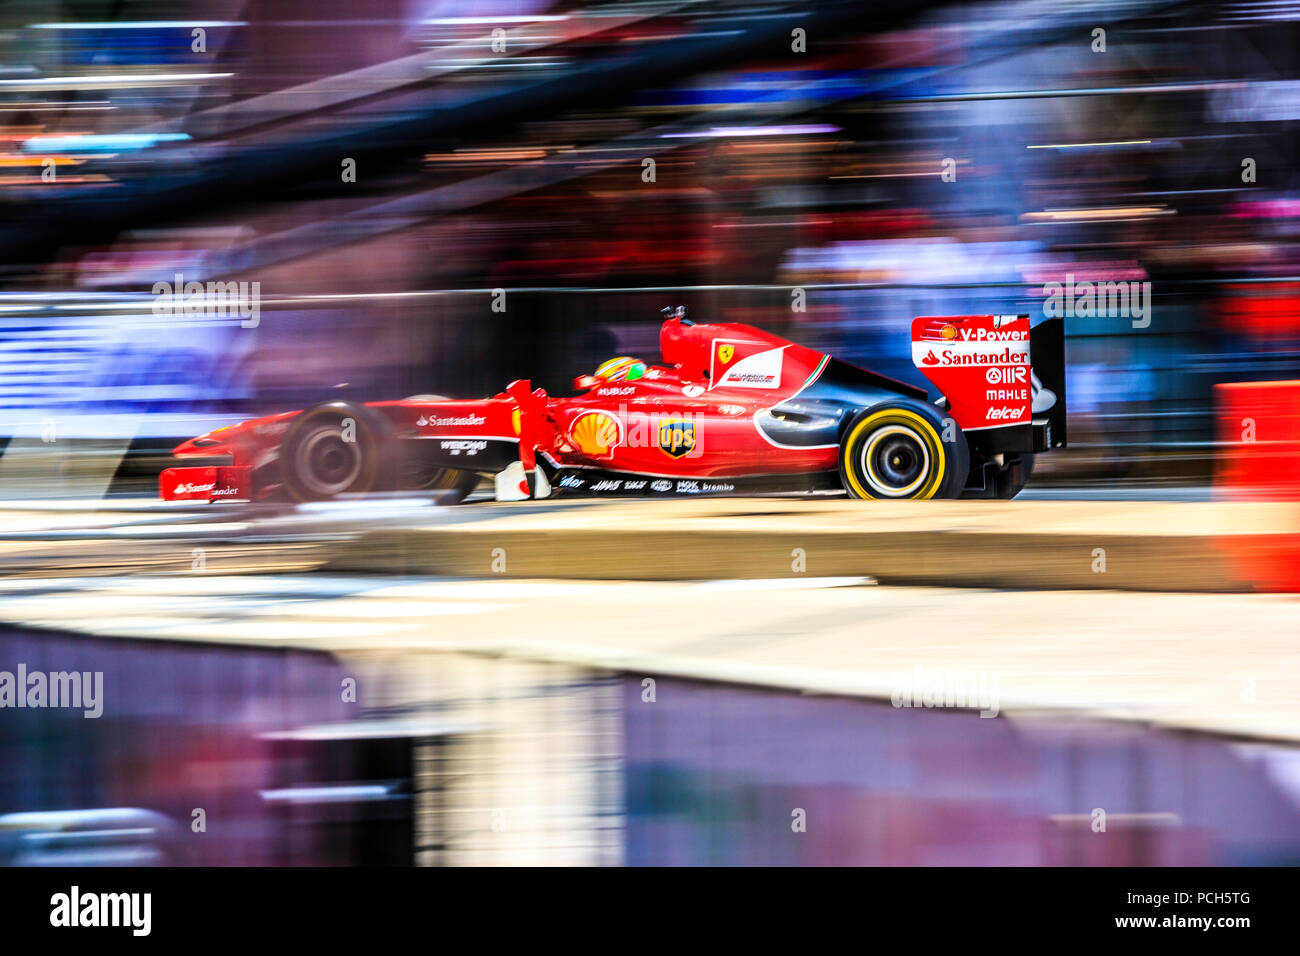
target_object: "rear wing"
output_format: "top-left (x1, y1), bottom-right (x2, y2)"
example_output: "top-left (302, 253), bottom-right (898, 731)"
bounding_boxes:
top-left (910, 314), bottom-right (1066, 453)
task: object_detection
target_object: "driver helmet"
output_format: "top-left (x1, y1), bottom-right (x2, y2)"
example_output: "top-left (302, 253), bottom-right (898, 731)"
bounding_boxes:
top-left (594, 356), bottom-right (647, 382)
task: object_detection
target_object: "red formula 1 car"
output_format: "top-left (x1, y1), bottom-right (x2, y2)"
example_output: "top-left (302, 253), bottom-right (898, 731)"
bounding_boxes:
top-left (160, 306), bottom-right (1067, 504)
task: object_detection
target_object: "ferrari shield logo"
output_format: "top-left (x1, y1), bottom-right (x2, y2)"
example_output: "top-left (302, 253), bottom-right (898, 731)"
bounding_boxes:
top-left (717, 344), bottom-right (735, 364)
top-left (657, 418), bottom-right (696, 458)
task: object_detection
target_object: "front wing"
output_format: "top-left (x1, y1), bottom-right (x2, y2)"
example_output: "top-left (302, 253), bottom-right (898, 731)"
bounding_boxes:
top-left (160, 466), bottom-right (253, 501)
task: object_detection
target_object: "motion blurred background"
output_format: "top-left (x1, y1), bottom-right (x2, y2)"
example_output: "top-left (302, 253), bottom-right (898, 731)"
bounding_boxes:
top-left (0, 0), bottom-right (1296, 487)
top-left (1, 0), bottom-right (1299, 867)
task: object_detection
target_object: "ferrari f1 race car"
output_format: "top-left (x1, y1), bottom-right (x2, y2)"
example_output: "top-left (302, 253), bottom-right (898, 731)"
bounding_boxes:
top-left (160, 306), bottom-right (1067, 504)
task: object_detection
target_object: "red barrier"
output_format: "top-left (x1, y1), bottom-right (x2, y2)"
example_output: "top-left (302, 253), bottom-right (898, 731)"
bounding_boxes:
top-left (1215, 381), bottom-right (1300, 590)
top-left (1215, 381), bottom-right (1300, 500)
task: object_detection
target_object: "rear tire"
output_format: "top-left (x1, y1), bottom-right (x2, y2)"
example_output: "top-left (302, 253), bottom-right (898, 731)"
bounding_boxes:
top-left (282, 402), bottom-right (393, 502)
top-left (839, 403), bottom-right (969, 500)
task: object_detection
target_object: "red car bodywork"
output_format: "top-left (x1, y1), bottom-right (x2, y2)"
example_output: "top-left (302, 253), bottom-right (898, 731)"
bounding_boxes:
top-left (161, 311), bottom-right (1065, 502)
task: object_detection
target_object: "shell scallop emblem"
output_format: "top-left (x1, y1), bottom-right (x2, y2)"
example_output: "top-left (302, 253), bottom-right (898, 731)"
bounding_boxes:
top-left (940, 324), bottom-right (957, 340)
top-left (569, 411), bottom-right (621, 457)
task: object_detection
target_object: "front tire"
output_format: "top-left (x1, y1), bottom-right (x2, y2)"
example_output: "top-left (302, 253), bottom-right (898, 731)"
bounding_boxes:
top-left (839, 403), bottom-right (969, 500)
top-left (282, 402), bottom-right (392, 502)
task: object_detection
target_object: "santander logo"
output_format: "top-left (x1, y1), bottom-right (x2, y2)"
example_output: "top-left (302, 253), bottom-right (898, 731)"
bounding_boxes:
top-left (921, 350), bottom-right (941, 366)
top-left (174, 482), bottom-right (215, 495)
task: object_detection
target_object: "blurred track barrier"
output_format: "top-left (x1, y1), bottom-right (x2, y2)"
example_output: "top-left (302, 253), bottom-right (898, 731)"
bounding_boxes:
top-left (1215, 381), bottom-right (1300, 590)
top-left (1216, 381), bottom-right (1300, 500)
top-left (328, 498), bottom-right (1300, 592)
top-left (0, 623), bottom-right (351, 864)
top-left (621, 677), bottom-right (1300, 865)
top-left (3, 620), bottom-right (1299, 865)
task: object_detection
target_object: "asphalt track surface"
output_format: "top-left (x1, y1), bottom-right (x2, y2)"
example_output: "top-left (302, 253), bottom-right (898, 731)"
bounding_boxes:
top-left (0, 485), bottom-right (1246, 584)
top-left (1, 569), bottom-right (1297, 743)
top-left (1, 487), bottom-right (1295, 744)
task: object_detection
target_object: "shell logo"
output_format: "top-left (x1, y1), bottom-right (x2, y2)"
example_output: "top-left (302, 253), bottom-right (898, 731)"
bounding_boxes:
top-left (569, 411), bottom-right (621, 457)
top-left (940, 324), bottom-right (957, 340)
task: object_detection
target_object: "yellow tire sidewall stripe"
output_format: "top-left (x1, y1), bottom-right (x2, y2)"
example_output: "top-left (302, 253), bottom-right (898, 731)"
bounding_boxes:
top-left (843, 408), bottom-right (946, 499)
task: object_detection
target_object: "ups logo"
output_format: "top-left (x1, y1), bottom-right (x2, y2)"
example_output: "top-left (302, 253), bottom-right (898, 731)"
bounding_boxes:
top-left (657, 419), bottom-right (697, 458)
